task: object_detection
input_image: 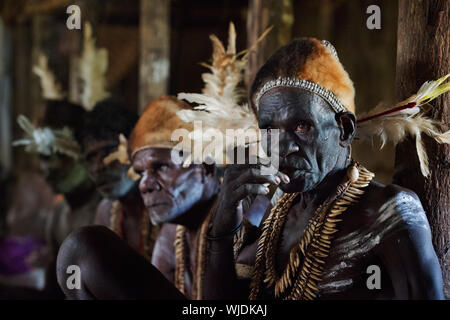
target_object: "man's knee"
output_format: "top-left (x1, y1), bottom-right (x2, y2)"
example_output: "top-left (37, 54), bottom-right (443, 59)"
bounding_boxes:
top-left (56, 225), bottom-right (113, 295)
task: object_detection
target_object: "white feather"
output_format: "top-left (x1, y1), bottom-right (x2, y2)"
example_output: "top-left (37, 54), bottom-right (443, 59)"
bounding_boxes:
top-left (176, 22), bottom-right (270, 165)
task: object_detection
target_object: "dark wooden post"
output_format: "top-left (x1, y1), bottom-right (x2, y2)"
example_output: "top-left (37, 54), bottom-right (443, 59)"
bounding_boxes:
top-left (246, 0), bottom-right (294, 88)
top-left (138, 0), bottom-right (170, 114)
top-left (394, 0), bottom-right (449, 298)
top-left (0, 17), bottom-right (12, 178)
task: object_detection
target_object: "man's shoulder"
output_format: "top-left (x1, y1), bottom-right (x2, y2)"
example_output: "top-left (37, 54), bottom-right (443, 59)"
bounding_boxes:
top-left (154, 223), bottom-right (178, 251)
top-left (160, 223), bottom-right (178, 238)
top-left (94, 198), bottom-right (114, 226)
top-left (151, 223), bottom-right (177, 272)
top-left (365, 181), bottom-right (423, 210)
top-left (96, 198), bottom-right (114, 215)
top-left (358, 180), bottom-right (428, 232)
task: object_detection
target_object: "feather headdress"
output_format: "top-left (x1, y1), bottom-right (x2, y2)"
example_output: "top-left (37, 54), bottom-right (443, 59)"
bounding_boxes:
top-left (177, 22), bottom-right (271, 166)
top-left (79, 22), bottom-right (110, 111)
top-left (12, 115), bottom-right (81, 159)
top-left (33, 53), bottom-right (66, 100)
top-left (356, 74), bottom-right (450, 177)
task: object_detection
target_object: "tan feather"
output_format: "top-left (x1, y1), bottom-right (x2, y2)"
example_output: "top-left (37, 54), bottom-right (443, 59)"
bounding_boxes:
top-left (79, 22), bottom-right (110, 111)
top-left (177, 22), bottom-right (271, 166)
top-left (33, 53), bottom-right (65, 100)
top-left (356, 74), bottom-right (450, 177)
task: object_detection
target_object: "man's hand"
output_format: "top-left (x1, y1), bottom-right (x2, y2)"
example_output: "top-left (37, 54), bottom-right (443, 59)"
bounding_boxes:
top-left (210, 164), bottom-right (289, 238)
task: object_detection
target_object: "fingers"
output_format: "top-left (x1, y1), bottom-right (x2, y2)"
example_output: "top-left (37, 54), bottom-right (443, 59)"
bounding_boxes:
top-left (220, 164), bottom-right (291, 209)
top-left (234, 168), bottom-right (280, 186)
top-left (275, 171), bottom-right (290, 184)
top-left (231, 184), bottom-right (270, 204)
top-left (225, 164), bottom-right (289, 184)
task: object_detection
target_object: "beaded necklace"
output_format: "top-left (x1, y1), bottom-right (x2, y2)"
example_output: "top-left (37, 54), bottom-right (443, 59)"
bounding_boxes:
top-left (173, 198), bottom-right (248, 299)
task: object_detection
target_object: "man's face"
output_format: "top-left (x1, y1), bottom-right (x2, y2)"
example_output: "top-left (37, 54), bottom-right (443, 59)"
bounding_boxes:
top-left (84, 140), bottom-right (136, 199)
top-left (258, 87), bottom-right (343, 193)
top-left (132, 148), bottom-right (206, 225)
top-left (39, 153), bottom-right (88, 194)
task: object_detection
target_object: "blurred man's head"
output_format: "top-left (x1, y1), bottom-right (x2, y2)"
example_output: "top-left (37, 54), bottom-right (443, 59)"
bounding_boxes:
top-left (129, 96), bottom-right (218, 225)
top-left (37, 100), bottom-right (88, 194)
top-left (82, 100), bottom-right (138, 199)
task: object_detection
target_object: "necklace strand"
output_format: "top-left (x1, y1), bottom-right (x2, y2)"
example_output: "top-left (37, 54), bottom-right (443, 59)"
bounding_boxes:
top-left (173, 198), bottom-right (248, 299)
top-left (110, 200), bottom-right (152, 260)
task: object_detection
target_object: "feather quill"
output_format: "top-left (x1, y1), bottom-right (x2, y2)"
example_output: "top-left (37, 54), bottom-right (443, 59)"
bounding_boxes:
top-left (356, 74), bottom-right (450, 176)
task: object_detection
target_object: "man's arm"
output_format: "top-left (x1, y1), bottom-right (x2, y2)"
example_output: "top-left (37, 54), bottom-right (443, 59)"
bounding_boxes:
top-left (57, 225), bottom-right (184, 299)
top-left (93, 199), bottom-right (112, 227)
top-left (377, 190), bottom-right (444, 299)
top-left (202, 165), bottom-right (286, 299)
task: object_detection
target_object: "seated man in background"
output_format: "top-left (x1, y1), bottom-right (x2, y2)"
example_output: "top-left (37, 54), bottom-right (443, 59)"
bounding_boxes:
top-left (9, 100), bottom-right (100, 298)
top-left (82, 100), bottom-right (158, 259)
top-left (0, 170), bottom-right (54, 298)
top-left (56, 95), bottom-right (220, 299)
top-left (38, 100), bottom-right (101, 253)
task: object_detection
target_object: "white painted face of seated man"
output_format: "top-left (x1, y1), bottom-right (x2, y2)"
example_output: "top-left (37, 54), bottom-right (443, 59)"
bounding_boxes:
top-left (132, 148), bottom-right (218, 226)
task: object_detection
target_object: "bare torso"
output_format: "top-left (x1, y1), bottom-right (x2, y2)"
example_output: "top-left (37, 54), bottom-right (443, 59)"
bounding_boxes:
top-left (235, 181), bottom-right (444, 299)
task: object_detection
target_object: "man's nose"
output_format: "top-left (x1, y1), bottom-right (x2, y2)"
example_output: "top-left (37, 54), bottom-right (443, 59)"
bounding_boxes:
top-left (139, 173), bottom-right (162, 194)
top-left (279, 132), bottom-right (300, 158)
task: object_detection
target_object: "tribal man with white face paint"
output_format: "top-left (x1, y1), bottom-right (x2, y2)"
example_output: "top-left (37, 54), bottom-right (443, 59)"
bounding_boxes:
top-left (56, 96), bottom-right (222, 299)
top-left (202, 38), bottom-right (445, 300)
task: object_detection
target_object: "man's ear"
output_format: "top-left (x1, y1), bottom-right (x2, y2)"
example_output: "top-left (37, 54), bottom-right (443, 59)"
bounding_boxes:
top-left (336, 112), bottom-right (356, 147)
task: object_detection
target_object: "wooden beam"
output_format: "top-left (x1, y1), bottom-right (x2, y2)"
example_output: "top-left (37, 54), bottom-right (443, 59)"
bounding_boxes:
top-left (12, 20), bottom-right (35, 174)
top-left (0, 18), bottom-right (12, 177)
top-left (1, 0), bottom-right (73, 24)
top-left (138, 0), bottom-right (170, 114)
top-left (394, 0), bottom-right (449, 298)
top-left (246, 0), bottom-right (293, 88)
top-left (22, 0), bottom-right (73, 18)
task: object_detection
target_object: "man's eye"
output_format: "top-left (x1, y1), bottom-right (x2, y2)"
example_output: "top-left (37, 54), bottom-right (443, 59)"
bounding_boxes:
top-left (296, 122), bottom-right (311, 134)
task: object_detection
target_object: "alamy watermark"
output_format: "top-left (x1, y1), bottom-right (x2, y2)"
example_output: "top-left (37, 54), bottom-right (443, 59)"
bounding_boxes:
top-left (366, 264), bottom-right (381, 290)
top-left (66, 265), bottom-right (81, 290)
top-left (366, 5), bottom-right (381, 30)
top-left (66, 5), bottom-right (81, 30)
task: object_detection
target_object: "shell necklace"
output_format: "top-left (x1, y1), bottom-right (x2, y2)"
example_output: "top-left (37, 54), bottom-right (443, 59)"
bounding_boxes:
top-left (249, 161), bottom-right (374, 300)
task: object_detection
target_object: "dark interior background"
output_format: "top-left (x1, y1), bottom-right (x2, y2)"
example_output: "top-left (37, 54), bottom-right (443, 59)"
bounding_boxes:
top-left (0, 0), bottom-right (397, 183)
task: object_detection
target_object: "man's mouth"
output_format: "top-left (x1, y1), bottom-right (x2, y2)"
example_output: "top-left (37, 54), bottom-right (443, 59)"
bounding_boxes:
top-left (280, 167), bottom-right (311, 181)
